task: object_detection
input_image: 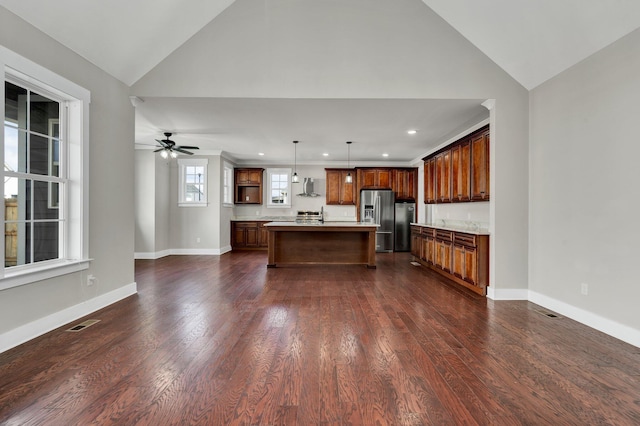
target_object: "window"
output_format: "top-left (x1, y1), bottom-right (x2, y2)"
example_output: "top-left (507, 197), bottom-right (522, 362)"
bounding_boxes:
top-left (178, 158), bottom-right (208, 206)
top-left (266, 168), bottom-right (292, 208)
top-left (222, 161), bottom-right (233, 206)
top-left (1, 46), bottom-right (90, 290)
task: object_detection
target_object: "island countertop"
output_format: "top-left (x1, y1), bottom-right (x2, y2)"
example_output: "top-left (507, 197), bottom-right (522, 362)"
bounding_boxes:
top-left (264, 221), bottom-right (378, 228)
top-left (264, 222), bottom-right (378, 268)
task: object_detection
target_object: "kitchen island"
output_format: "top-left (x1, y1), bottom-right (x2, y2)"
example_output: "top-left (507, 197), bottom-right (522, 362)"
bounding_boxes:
top-left (264, 222), bottom-right (379, 268)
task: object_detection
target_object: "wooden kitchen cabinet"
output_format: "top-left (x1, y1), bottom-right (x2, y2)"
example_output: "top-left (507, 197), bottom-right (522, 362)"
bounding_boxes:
top-left (410, 225), bottom-right (489, 295)
top-left (236, 169), bottom-right (262, 185)
top-left (411, 226), bottom-right (422, 259)
top-left (435, 150), bottom-right (452, 203)
top-left (471, 129), bottom-right (490, 200)
top-left (451, 141), bottom-right (471, 202)
top-left (393, 168), bottom-right (418, 201)
top-left (325, 168), bottom-right (356, 205)
top-left (234, 168), bottom-right (264, 204)
top-left (357, 168), bottom-right (393, 189)
top-left (422, 125), bottom-right (489, 205)
top-left (231, 221), bottom-right (271, 249)
top-left (424, 157), bottom-right (437, 204)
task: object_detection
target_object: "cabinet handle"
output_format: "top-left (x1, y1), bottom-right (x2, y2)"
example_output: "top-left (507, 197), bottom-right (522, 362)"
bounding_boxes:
top-left (480, 191), bottom-right (485, 194)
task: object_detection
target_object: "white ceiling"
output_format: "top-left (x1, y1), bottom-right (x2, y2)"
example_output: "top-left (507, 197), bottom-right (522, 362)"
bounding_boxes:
top-left (135, 98), bottom-right (488, 164)
top-left (2, 0), bottom-right (639, 163)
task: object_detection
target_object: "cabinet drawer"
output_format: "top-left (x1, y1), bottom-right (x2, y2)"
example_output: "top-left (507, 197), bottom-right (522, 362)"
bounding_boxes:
top-left (235, 222), bottom-right (257, 228)
top-left (454, 232), bottom-right (476, 247)
top-left (422, 227), bottom-right (435, 238)
top-left (435, 230), bottom-right (453, 242)
top-left (411, 225), bottom-right (422, 235)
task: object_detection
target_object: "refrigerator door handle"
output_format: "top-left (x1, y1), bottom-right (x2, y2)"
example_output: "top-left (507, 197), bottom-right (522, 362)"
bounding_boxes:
top-left (376, 195), bottom-right (381, 224)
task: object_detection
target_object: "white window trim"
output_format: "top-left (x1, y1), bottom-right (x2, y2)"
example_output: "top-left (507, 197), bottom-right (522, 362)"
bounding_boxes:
top-left (222, 161), bottom-right (233, 207)
top-left (266, 167), bottom-right (292, 208)
top-left (178, 158), bottom-right (208, 207)
top-left (0, 46), bottom-right (91, 290)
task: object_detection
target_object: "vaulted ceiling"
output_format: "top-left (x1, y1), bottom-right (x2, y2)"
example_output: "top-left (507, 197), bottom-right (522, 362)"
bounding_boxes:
top-left (2, 0), bottom-right (639, 163)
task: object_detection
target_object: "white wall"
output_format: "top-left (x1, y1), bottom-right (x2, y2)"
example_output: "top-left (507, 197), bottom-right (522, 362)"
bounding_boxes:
top-left (135, 150), bottom-right (155, 253)
top-left (529, 27), bottom-right (640, 341)
top-left (132, 0), bottom-right (530, 293)
top-left (0, 7), bottom-right (135, 346)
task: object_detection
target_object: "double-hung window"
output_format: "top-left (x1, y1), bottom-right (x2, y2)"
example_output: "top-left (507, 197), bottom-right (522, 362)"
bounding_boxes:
top-left (178, 158), bottom-right (208, 206)
top-left (266, 168), bottom-right (292, 208)
top-left (1, 46), bottom-right (90, 290)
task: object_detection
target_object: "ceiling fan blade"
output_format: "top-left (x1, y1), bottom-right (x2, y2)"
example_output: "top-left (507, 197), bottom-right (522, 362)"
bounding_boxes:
top-left (153, 148), bottom-right (166, 152)
top-left (176, 146), bottom-right (199, 150)
top-left (155, 139), bottom-right (170, 148)
top-left (174, 147), bottom-right (194, 155)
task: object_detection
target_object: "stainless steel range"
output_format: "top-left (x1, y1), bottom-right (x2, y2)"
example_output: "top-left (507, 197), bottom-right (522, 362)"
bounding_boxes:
top-left (295, 209), bottom-right (323, 224)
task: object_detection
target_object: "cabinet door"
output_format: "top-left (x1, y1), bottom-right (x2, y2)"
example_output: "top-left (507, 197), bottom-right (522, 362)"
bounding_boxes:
top-left (235, 169), bottom-right (249, 184)
top-left (452, 244), bottom-right (465, 279)
top-left (341, 171), bottom-right (356, 205)
top-left (248, 169), bottom-right (262, 184)
top-left (436, 151), bottom-right (452, 202)
top-left (411, 227), bottom-right (421, 258)
top-left (245, 227), bottom-right (259, 247)
top-left (463, 247), bottom-right (478, 285)
top-left (359, 169), bottom-right (376, 187)
top-left (471, 131), bottom-right (490, 200)
top-left (378, 169), bottom-right (392, 189)
top-left (452, 142), bottom-right (471, 202)
top-left (325, 170), bottom-right (342, 205)
top-left (232, 224), bottom-right (246, 247)
top-left (424, 159), bottom-right (436, 204)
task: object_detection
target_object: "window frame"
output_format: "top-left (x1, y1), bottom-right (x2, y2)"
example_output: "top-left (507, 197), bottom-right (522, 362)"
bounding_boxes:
top-left (266, 168), bottom-right (292, 208)
top-left (222, 161), bottom-right (233, 207)
top-left (0, 46), bottom-right (90, 291)
top-left (178, 158), bottom-right (208, 207)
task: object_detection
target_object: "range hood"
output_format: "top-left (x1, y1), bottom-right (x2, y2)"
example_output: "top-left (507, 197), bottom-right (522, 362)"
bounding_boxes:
top-left (297, 177), bottom-right (321, 197)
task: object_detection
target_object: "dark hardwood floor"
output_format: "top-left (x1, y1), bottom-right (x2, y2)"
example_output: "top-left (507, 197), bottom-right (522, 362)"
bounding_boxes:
top-left (1, 251), bottom-right (640, 425)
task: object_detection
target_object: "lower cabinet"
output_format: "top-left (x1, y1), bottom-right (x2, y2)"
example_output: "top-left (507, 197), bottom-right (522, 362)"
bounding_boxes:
top-left (411, 225), bottom-right (489, 295)
top-left (231, 221), bottom-right (271, 250)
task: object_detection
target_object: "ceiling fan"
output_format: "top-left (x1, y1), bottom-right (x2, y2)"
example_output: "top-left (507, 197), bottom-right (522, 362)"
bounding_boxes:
top-left (154, 132), bottom-right (199, 158)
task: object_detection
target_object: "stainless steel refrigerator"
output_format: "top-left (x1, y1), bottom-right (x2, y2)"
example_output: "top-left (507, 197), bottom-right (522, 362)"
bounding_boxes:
top-left (394, 202), bottom-right (416, 252)
top-left (360, 189), bottom-right (395, 252)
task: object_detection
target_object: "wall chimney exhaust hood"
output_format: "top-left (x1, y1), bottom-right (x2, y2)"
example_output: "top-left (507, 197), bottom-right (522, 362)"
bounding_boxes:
top-left (297, 178), bottom-right (321, 197)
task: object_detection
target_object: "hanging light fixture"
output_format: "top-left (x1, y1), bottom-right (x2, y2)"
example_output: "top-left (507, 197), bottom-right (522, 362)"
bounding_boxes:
top-left (292, 140), bottom-right (300, 183)
top-left (345, 141), bottom-right (353, 183)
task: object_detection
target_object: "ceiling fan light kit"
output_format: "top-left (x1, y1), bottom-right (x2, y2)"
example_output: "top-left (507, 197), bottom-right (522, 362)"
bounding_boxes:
top-left (155, 132), bottom-right (199, 158)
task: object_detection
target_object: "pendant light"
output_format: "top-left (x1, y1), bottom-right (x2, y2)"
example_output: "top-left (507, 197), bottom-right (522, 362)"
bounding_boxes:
top-left (292, 140), bottom-right (300, 183)
top-left (345, 141), bottom-right (353, 183)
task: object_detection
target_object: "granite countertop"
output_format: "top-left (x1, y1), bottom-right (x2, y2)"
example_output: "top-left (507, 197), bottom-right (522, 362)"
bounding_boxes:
top-left (411, 222), bottom-right (490, 235)
top-left (231, 216), bottom-right (295, 221)
top-left (265, 221), bottom-right (378, 228)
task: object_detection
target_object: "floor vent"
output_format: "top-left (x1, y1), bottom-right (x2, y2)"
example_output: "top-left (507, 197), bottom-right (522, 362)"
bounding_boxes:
top-left (535, 309), bottom-right (561, 319)
top-left (410, 261), bottom-right (421, 266)
top-left (66, 319), bottom-right (100, 332)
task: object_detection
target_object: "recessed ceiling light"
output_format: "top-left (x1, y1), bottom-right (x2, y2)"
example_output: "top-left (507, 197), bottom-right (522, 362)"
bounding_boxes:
top-left (323, 153), bottom-right (329, 157)
top-left (382, 153), bottom-right (389, 157)
top-left (407, 129), bottom-right (417, 135)
top-left (258, 152), bottom-right (265, 156)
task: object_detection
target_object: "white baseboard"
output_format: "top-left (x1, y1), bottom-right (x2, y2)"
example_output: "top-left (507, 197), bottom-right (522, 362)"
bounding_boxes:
top-left (135, 247), bottom-right (232, 259)
top-left (134, 249), bottom-right (171, 260)
top-left (486, 287), bottom-right (529, 300)
top-left (529, 291), bottom-right (640, 349)
top-left (0, 282), bottom-right (137, 353)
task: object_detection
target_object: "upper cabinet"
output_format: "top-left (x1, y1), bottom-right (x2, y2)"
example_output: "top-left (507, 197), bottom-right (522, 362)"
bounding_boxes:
top-left (423, 125), bottom-right (489, 204)
top-left (471, 130), bottom-right (490, 201)
top-left (234, 168), bottom-right (264, 204)
top-left (325, 168), bottom-right (356, 205)
top-left (392, 168), bottom-right (418, 201)
top-left (357, 168), bottom-right (393, 189)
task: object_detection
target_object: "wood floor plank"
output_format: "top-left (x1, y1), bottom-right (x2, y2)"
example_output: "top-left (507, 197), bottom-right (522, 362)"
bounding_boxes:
top-left (1, 252), bottom-right (640, 425)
